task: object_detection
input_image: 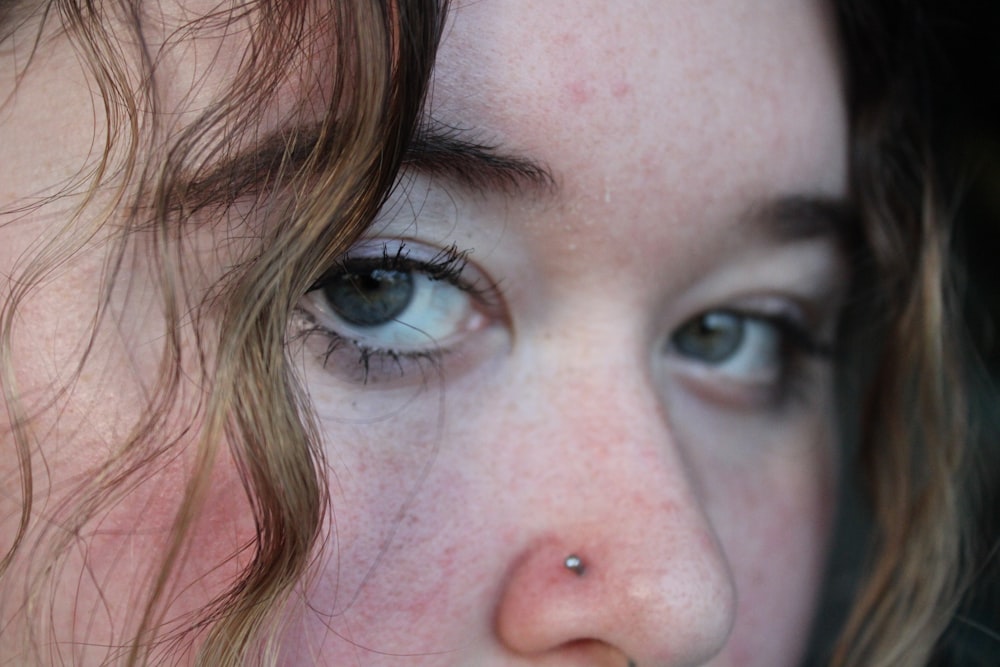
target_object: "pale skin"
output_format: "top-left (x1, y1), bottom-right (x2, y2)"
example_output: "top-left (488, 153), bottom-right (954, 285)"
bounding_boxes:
top-left (1, 1), bottom-right (848, 666)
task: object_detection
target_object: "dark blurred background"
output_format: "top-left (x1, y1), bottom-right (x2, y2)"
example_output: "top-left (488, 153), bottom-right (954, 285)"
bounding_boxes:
top-left (929, 1), bottom-right (1000, 664)
top-left (806, 3), bottom-right (1000, 665)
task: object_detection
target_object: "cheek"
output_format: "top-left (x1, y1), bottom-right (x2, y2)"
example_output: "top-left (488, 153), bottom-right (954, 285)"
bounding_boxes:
top-left (661, 373), bottom-right (838, 665)
top-left (0, 252), bottom-right (256, 658)
top-left (281, 358), bottom-right (529, 661)
top-left (58, 449), bottom-right (256, 619)
top-left (710, 439), bottom-right (836, 667)
top-left (284, 413), bottom-right (483, 654)
top-left (0, 422), bottom-right (256, 661)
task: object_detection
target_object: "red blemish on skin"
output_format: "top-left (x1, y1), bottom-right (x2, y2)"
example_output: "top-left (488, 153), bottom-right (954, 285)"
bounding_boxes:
top-left (611, 81), bottom-right (631, 98)
top-left (567, 80), bottom-right (591, 105)
top-left (553, 32), bottom-right (576, 47)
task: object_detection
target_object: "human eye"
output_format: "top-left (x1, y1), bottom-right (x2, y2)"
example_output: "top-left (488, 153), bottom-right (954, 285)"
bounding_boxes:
top-left (293, 240), bottom-right (499, 384)
top-left (667, 305), bottom-right (834, 409)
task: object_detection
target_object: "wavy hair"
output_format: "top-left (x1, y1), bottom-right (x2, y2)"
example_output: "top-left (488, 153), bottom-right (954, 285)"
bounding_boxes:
top-left (830, 2), bottom-right (970, 664)
top-left (0, 0), bottom-right (973, 665)
top-left (1, 0), bottom-right (447, 663)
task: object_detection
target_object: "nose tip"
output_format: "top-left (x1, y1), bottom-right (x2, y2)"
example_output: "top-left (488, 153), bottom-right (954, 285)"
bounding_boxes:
top-left (487, 338), bottom-right (737, 664)
top-left (494, 525), bottom-right (736, 666)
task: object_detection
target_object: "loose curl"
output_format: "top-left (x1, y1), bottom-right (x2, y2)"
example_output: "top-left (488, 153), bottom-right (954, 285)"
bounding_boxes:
top-left (2, 0), bottom-right (447, 663)
top-left (0, 0), bottom-right (974, 665)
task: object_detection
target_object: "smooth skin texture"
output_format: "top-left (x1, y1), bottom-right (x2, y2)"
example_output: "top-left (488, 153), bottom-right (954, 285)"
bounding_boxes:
top-left (0, 0), bottom-right (848, 665)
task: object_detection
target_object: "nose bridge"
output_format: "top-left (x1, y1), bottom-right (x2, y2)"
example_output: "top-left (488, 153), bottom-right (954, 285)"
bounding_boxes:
top-left (491, 322), bottom-right (736, 665)
top-left (510, 311), bottom-right (698, 514)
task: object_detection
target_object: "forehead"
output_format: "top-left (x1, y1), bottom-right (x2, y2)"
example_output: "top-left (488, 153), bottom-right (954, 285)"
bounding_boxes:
top-left (429, 0), bottom-right (846, 211)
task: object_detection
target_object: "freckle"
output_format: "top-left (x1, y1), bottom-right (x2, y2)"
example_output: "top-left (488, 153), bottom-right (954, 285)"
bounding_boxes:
top-left (554, 32), bottom-right (576, 46)
top-left (611, 81), bottom-right (631, 98)
top-left (567, 80), bottom-right (590, 105)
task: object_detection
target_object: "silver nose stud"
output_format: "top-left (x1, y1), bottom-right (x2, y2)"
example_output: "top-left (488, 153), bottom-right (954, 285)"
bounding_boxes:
top-left (563, 555), bottom-right (631, 666)
top-left (564, 554), bottom-right (585, 575)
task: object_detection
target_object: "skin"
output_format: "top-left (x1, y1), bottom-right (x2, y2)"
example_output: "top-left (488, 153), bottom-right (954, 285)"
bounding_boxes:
top-left (0, 0), bottom-right (848, 665)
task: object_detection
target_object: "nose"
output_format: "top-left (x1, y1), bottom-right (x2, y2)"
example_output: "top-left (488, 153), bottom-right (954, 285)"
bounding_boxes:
top-left (491, 342), bottom-right (737, 666)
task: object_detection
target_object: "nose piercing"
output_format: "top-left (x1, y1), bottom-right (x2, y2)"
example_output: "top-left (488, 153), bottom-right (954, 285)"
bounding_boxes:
top-left (564, 554), bottom-right (585, 575)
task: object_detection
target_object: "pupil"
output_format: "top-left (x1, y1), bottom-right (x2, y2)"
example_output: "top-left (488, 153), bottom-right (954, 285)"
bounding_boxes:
top-left (674, 311), bottom-right (744, 362)
top-left (324, 269), bottom-right (414, 326)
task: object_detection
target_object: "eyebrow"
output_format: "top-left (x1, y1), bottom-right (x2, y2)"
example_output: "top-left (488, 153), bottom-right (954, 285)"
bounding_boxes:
top-left (183, 123), bottom-right (852, 248)
top-left (182, 120), bottom-right (557, 208)
top-left (404, 122), bottom-right (557, 196)
top-left (746, 194), bottom-right (859, 246)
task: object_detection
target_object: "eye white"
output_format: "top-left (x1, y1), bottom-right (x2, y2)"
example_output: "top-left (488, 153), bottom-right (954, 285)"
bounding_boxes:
top-left (711, 318), bottom-right (783, 384)
top-left (671, 311), bottom-right (784, 386)
top-left (308, 272), bottom-right (479, 351)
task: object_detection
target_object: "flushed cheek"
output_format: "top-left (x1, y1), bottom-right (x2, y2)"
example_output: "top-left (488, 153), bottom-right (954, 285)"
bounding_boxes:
top-left (282, 447), bottom-right (493, 662)
top-left (1, 433), bottom-right (257, 664)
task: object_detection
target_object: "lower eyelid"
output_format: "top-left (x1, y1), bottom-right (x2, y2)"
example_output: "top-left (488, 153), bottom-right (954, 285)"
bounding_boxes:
top-left (289, 301), bottom-right (509, 388)
top-left (665, 365), bottom-right (779, 410)
top-left (305, 291), bottom-right (491, 351)
top-left (662, 309), bottom-right (831, 406)
top-left (288, 309), bottom-right (445, 384)
top-left (664, 344), bottom-right (831, 413)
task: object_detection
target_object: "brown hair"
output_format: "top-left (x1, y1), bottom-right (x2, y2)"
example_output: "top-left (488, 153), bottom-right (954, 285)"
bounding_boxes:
top-left (0, 0), bottom-right (973, 664)
top-left (830, 2), bottom-right (970, 664)
top-left (1, 0), bottom-right (447, 663)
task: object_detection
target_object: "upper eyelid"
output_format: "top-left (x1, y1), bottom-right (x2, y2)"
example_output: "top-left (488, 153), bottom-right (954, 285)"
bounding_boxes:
top-left (659, 235), bottom-right (847, 319)
top-left (667, 283), bottom-right (841, 341)
top-left (309, 239), bottom-right (504, 307)
top-left (311, 241), bottom-right (468, 284)
top-left (668, 308), bottom-right (833, 359)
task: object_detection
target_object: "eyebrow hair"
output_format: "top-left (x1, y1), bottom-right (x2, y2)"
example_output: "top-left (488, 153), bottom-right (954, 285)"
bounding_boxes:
top-left (183, 122), bottom-right (850, 247)
top-left (404, 122), bottom-right (557, 197)
top-left (746, 194), bottom-right (859, 246)
top-left (181, 120), bottom-right (557, 209)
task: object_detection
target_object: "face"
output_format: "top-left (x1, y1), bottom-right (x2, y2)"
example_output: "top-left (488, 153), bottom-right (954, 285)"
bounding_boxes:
top-left (0, 1), bottom-right (848, 665)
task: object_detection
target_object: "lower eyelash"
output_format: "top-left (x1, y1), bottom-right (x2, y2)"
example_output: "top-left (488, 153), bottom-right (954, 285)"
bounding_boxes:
top-left (730, 311), bottom-right (836, 410)
top-left (774, 325), bottom-right (839, 410)
top-left (327, 337), bottom-right (447, 386)
top-left (291, 309), bottom-right (447, 386)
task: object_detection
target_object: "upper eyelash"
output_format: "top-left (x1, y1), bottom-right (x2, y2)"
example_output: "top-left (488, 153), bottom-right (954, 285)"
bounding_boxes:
top-left (308, 241), bottom-right (505, 318)
top-left (751, 311), bottom-right (837, 406)
top-left (674, 308), bottom-right (835, 361)
top-left (309, 241), bottom-right (472, 293)
top-left (745, 311), bottom-right (835, 359)
top-left (298, 240), bottom-right (487, 383)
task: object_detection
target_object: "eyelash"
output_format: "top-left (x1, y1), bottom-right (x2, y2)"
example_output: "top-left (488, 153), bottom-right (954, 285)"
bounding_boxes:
top-left (749, 311), bottom-right (834, 403)
top-left (295, 242), bottom-right (488, 384)
top-left (294, 242), bottom-right (837, 407)
top-left (668, 306), bottom-right (835, 408)
top-left (314, 334), bottom-right (449, 385)
top-left (312, 242), bottom-right (471, 288)
top-left (744, 311), bottom-right (833, 359)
